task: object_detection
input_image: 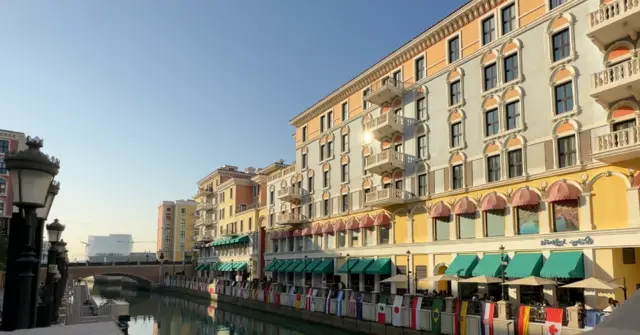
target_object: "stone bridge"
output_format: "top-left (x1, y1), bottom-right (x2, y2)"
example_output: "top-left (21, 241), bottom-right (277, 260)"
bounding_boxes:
top-left (38, 261), bottom-right (194, 287)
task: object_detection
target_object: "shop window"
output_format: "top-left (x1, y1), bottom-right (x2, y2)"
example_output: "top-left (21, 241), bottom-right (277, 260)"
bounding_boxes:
top-left (363, 227), bottom-right (375, 246)
top-left (326, 233), bottom-right (335, 249)
top-left (485, 210), bottom-right (505, 237)
top-left (337, 231), bottom-right (346, 248)
top-left (379, 226), bottom-right (390, 244)
top-left (552, 200), bottom-right (579, 232)
top-left (305, 236), bottom-right (313, 250)
top-left (287, 238), bottom-right (294, 252)
top-left (351, 230), bottom-right (359, 246)
top-left (516, 205), bottom-right (539, 235)
top-left (622, 248), bottom-right (636, 265)
top-left (435, 217), bottom-right (450, 241)
top-left (458, 215), bottom-right (476, 239)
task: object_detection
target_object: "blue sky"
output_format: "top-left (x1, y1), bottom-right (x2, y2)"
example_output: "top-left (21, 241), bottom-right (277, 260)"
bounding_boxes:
top-left (0, 0), bottom-right (467, 259)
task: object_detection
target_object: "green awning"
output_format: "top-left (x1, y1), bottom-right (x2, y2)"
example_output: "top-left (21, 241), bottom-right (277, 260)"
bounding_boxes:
top-left (234, 262), bottom-right (248, 272)
top-left (337, 259), bottom-right (359, 273)
top-left (213, 262), bottom-right (224, 271)
top-left (505, 253), bottom-right (543, 278)
top-left (234, 235), bottom-right (250, 244)
top-left (201, 264), bottom-right (210, 271)
top-left (218, 263), bottom-right (230, 271)
top-left (350, 258), bottom-right (374, 274)
top-left (292, 260), bottom-right (308, 273)
top-left (313, 259), bottom-right (334, 274)
top-left (303, 259), bottom-right (323, 272)
top-left (472, 254), bottom-right (509, 277)
top-left (283, 260), bottom-right (303, 273)
top-left (195, 264), bottom-right (204, 271)
top-left (365, 258), bottom-right (392, 275)
top-left (274, 260), bottom-right (292, 272)
top-left (445, 255), bottom-right (479, 277)
top-left (264, 261), bottom-right (277, 272)
top-left (540, 252), bottom-right (584, 279)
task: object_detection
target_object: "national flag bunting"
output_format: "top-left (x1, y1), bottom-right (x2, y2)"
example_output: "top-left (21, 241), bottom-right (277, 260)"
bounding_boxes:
top-left (391, 295), bottom-right (403, 327)
top-left (355, 295), bottom-right (363, 320)
top-left (460, 301), bottom-right (469, 335)
top-left (517, 305), bottom-right (531, 335)
top-left (454, 300), bottom-right (461, 335)
top-left (336, 291), bottom-right (345, 316)
top-left (431, 299), bottom-right (444, 334)
top-left (376, 302), bottom-right (386, 324)
top-left (324, 290), bottom-right (332, 313)
top-left (410, 296), bottom-right (423, 330)
top-left (544, 307), bottom-right (563, 335)
top-left (481, 302), bottom-right (495, 335)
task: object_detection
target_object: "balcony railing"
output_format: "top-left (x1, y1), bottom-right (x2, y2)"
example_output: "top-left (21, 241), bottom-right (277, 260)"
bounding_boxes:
top-left (364, 78), bottom-right (405, 106)
top-left (197, 202), bottom-right (215, 211)
top-left (364, 150), bottom-right (405, 175)
top-left (195, 218), bottom-right (214, 227)
top-left (277, 186), bottom-right (304, 202)
top-left (587, 0), bottom-right (640, 49)
top-left (364, 188), bottom-right (406, 207)
top-left (236, 203), bottom-right (259, 213)
top-left (196, 234), bottom-right (215, 242)
top-left (592, 125), bottom-right (640, 163)
top-left (275, 213), bottom-right (307, 226)
top-left (592, 57), bottom-right (640, 106)
top-left (364, 113), bottom-right (404, 140)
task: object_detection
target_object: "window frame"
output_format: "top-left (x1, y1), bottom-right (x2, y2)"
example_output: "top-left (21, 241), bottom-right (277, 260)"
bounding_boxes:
top-left (557, 134), bottom-right (577, 168)
top-left (450, 121), bottom-right (463, 149)
top-left (551, 28), bottom-right (571, 62)
top-left (503, 53), bottom-right (519, 83)
top-left (341, 101), bottom-right (348, 122)
top-left (447, 35), bottom-right (461, 64)
top-left (417, 135), bottom-right (427, 159)
top-left (481, 15), bottom-right (495, 46)
top-left (416, 97), bottom-right (426, 121)
top-left (554, 81), bottom-right (574, 115)
top-left (483, 63), bottom-right (498, 92)
top-left (500, 3), bottom-right (516, 36)
top-left (414, 55), bottom-right (425, 81)
top-left (452, 164), bottom-right (464, 190)
top-left (485, 108), bottom-right (500, 137)
top-left (507, 149), bottom-right (524, 178)
top-left (486, 154), bottom-right (501, 183)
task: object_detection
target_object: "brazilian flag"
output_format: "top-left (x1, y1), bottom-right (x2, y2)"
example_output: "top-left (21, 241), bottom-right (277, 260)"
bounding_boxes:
top-left (431, 298), bottom-right (444, 334)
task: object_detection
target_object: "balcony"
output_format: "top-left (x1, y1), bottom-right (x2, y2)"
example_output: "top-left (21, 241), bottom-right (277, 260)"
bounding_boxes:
top-left (195, 188), bottom-right (213, 198)
top-left (195, 218), bottom-right (214, 227)
top-left (364, 78), bottom-right (404, 106)
top-left (364, 150), bottom-right (405, 175)
top-left (196, 233), bottom-right (215, 242)
top-left (277, 187), bottom-right (303, 202)
top-left (197, 202), bottom-right (215, 211)
top-left (364, 113), bottom-right (404, 140)
top-left (364, 188), bottom-right (406, 207)
top-left (592, 125), bottom-right (640, 164)
top-left (275, 213), bottom-right (308, 226)
top-left (591, 58), bottom-right (640, 106)
top-left (587, 0), bottom-right (640, 50)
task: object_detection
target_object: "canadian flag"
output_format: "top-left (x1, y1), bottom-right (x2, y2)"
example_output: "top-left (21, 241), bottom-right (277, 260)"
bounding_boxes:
top-left (376, 303), bottom-right (386, 324)
top-left (545, 307), bottom-right (563, 335)
top-left (391, 295), bottom-right (403, 327)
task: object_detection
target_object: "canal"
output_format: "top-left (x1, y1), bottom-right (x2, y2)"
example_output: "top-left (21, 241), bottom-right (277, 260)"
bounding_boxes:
top-left (90, 281), bottom-right (360, 335)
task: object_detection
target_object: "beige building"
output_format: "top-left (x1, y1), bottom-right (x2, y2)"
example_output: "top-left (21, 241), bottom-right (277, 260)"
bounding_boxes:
top-left (156, 200), bottom-right (198, 262)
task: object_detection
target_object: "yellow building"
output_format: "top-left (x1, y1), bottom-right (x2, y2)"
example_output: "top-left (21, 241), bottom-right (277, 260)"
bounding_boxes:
top-left (156, 200), bottom-right (198, 262)
top-left (263, 0), bottom-right (640, 310)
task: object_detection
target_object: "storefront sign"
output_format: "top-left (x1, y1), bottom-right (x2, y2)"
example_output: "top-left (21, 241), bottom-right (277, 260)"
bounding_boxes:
top-left (540, 236), bottom-right (594, 247)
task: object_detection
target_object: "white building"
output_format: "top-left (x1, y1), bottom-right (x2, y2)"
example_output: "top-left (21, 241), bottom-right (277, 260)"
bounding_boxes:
top-left (87, 234), bottom-right (132, 257)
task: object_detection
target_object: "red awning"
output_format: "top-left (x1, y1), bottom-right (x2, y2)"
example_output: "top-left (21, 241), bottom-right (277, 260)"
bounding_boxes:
top-left (301, 227), bottom-right (312, 236)
top-left (359, 215), bottom-right (374, 228)
top-left (334, 219), bottom-right (346, 232)
top-left (346, 217), bottom-right (359, 230)
top-left (278, 230), bottom-right (292, 239)
top-left (546, 180), bottom-right (581, 202)
top-left (270, 231), bottom-right (279, 240)
top-left (430, 202), bottom-right (451, 218)
top-left (453, 197), bottom-right (477, 215)
top-left (292, 229), bottom-right (302, 237)
top-left (481, 192), bottom-right (507, 211)
top-left (374, 212), bottom-right (391, 226)
top-left (322, 222), bottom-right (334, 234)
top-left (511, 187), bottom-right (540, 207)
top-left (312, 224), bottom-right (323, 235)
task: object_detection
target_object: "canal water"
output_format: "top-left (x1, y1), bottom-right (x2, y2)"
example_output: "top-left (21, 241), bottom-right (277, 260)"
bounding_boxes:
top-left (90, 282), bottom-right (359, 335)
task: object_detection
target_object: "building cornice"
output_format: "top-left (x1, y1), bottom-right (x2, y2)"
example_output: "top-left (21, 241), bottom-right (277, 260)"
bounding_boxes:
top-left (289, 0), bottom-right (507, 127)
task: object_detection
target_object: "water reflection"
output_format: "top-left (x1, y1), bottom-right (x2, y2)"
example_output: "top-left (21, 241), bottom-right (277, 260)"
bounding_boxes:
top-left (91, 282), bottom-right (356, 335)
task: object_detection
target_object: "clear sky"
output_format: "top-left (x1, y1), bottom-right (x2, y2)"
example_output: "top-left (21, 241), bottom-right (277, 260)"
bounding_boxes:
top-left (0, 0), bottom-right (467, 260)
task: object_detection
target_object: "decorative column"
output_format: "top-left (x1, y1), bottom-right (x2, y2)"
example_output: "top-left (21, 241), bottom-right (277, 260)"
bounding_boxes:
top-left (626, 187), bottom-right (640, 228)
top-left (427, 254), bottom-right (435, 292)
top-left (579, 193), bottom-right (594, 231)
top-left (539, 202), bottom-right (551, 234)
top-left (407, 216), bottom-right (414, 243)
top-left (504, 207), bottom-right (515, 236)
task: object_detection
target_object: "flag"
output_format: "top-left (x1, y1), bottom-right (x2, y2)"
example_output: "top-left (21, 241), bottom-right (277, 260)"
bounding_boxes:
top-left (348, 294), bottom-right (356, 317)
top-left (410, 296), bottom-right (423, 330)
top-left (336, 291), bottom-right (345, 316)
top-left (482, 302), bottom-right (495, 335)
top-left (208, 283), bottom-right (216, 296)
top-left (544, 307), bottom-right (563, 335)
top-left (584, 310), bottom-right (600, 331)
top-left (310, 289), bottom-right (318, 312)
top-left (431, 299), bottom-right (444, 334)
top-left (324, 290), bottom-right (332, 313)
top-left (460, 301), bottom-right (468, 335)
top-left (517, 306), bottom-right (531, 335)
top-left (376, 303), bottom-right (386, 324)
top-left (295, 294), bottom-right (302, 309)
top-left (264, 286), bottom-right (270, 304)
top-left (355, 295), bottom-right (363, 320)
top-left (275, 289), bottom-right (281, 305)
top-left (454, 300), bottom-right (461, 335)
top-left (391, 295), bottom-right (403, 327)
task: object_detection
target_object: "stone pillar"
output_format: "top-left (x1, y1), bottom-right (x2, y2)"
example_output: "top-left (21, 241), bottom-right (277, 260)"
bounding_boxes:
top-left (539, 202), bottom-right (551, 234)
top-left (504, 207), bottom-right (515, 236)
top-left (427, 218), bottom-right (434, 242)
top-left (579, 193), bottom-right (594, 231)
top-left (449, 221), bottom-right (458, 241)
top-left (450, 253), bottom-right (458, 298)
top-left (445, 297), bottom-right (455, 313)
top-left (627, 187), bottom-right (640, 228)
top-left (474, 213), bottom-right (484, 239)
top-left (427, 254), bottom-right (435, 292)
top-left (359, 274), bottom-right (365, 292)
top-left (582, 248), bottom-right (598, 308)
top-left (374, 275), bottom-right (380, 292)
top-left (565, 306), bottom-right (580, 328)
top-left (407, 217), bottom-right (414, 243)
top-left (496, 301), bottom-right (509, 320)
top-left (390, 263), bottom-right (397, 294)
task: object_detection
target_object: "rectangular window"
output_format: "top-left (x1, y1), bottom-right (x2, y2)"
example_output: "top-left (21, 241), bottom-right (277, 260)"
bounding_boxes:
top-left (326, 233), bottom-right (335, 249)
top-left (320, 115), bottom-right (325, 133)
top-left (323, 199), bottom-right (330, 216)
top-left (392, 70), bottom-right (402, 85)
top-left (341, 102), bottom-right (348, 121)
top-left (417, 135), bottom-right (427, 159)
top-left (301, 153), bottom-right (307, 169)
top-left (341, 164), bottom-right (349, 183)
top-left (452, 164), bottom-right (463, 190)
top-left (327, 111), bottom-right (333, 129)
top-left (484, 63), bottom-right (497, 91)
top-left (379, 226), bottom-right (390, 245)
top-left (552, 200), bottom-right (579, 232)
top-left (622, 248), bottom-right (636, 264)
top-left (554, 81), bottom-right (573, 115)
top-left (301, 126), bottom-right (307, 142)
top-left (458, 215), bottom-right (475, 239)
top-left (269, 191), bottom-right (274, 205)
top-left (308, 203), bottom-right (314, 218)
top-left (451, 122), bottom-right (462, 148)
top-left (0, 140), bottom-right (8, 154)
top-left (415, 56), bottom-right (425, 80)
top-left (487, 155), bottom-right (501, 182)
top-left (435, 217), bottom-right (450, 241)
top-left (482, 15), bottom-right (495, 45)
top-left (449, 80), bottom-right (461, 106)
top-left (501, 4), bottom-right (515, 35)
top-left (508, 149), bottom-right (523, 178)
top-left (327, 141), bottom-right (334, 157)
top-left (341, 194), bottom-right (349, 212)
top-left (503, 54), bottom-right (518, 82)
top-left (323, 170), bottom-right (329, 188)
top-left (505, 101), bottom-right (520, 130)
top-left (319, 144), bottom-right (325, 161)
top-left (448, 36), bottom-right (460, 63)
top-left (558, 135), bottom-right (576, 168)
top-left (341, 134), bottom-right (349, 153)
top-left (485, 210), bottom-right (505, 237)
top-left (337, 231), bottom-right (346, 248)
top-left (308, 176), bottom-right (314, 193)
top-left (248, 218), bottom-right (252, 231)
top-left (416, 97), bottom-right (426, 120)
top-left (363, 87), bottom-right (371, 110)
top-left (363, 227), bottom-right (374, 246)
top-left (485, 108), bottom-right (499, 136)
top-left (552, 28), bottom-right (570, 62)
top-left (550, 0), bottom-right (567, 9)
top-left (418, 174), bottom-right (427, 197)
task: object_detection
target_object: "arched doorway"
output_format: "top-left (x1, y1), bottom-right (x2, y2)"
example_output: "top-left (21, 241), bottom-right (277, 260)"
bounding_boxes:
top-left (433, 263), bottom-right (451, 293)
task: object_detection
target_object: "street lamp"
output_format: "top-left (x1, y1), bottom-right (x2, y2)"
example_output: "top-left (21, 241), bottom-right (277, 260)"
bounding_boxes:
top-left (51, 240), bottom-right (68, 325)
top-left (406, 250), bottom-right (411, 295)
top-left (304, 255), bottom-right (308, 286)
top-left (346, 253), bottom-right (350, 290)
top-left (1, 137), bottom-right (60, 331)
top-left (41, 219), bottom-right (64, 327)
top-left (499, 245), bottom-right (506, 301)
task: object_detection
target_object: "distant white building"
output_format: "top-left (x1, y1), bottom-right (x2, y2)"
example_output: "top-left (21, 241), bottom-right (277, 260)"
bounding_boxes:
top-left (87, 234), bottom-right (132, 257)
top-left (41, 238), bottom-right (48, 264)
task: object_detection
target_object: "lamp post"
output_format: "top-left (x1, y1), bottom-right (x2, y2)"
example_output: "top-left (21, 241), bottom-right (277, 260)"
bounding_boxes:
top-left (346, 253), bottom-right (350, 290)
top-left (1, 137), bottom-right (60, 331)
top-left (159, 252), bottom-right (165, 281)
top-left (406, 250), bottom-right (411, 295)
top-left (499, 245), bottom-right (506, 301)
top-left (303, 255), bottom-right (308, 287)
top-left (40, 219), bottom-right (64, 327)
top-left (52, 240), bottom-right (68, 324)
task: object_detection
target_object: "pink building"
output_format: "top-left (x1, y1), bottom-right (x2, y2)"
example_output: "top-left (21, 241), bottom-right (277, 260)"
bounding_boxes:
top-left (0, 129), bottom-right (26, 232)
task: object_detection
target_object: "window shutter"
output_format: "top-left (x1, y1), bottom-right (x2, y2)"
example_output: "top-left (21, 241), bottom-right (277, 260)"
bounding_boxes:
top-left (397, 265), bottom-right (407, 275)
top-left (415, 265), bottom-right (427, 279)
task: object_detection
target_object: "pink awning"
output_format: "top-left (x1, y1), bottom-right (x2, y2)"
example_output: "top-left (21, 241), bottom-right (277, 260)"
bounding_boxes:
top-left (453, 197), bottom-right (477, 215)
top-left (511, 187), bottom-right (540, 207)
top-left (374, 212), bottom-right (391, 226)
top-left (359, 215), bottom-right (374, 228)
top-left (430, 202), bottom-right (451, 218)
top-left (546, 180), bottom-right (581, 202)
top-left (346, 217), bottom-right (359, 230)
top-left (481, 192), bottom-right (507, 211)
